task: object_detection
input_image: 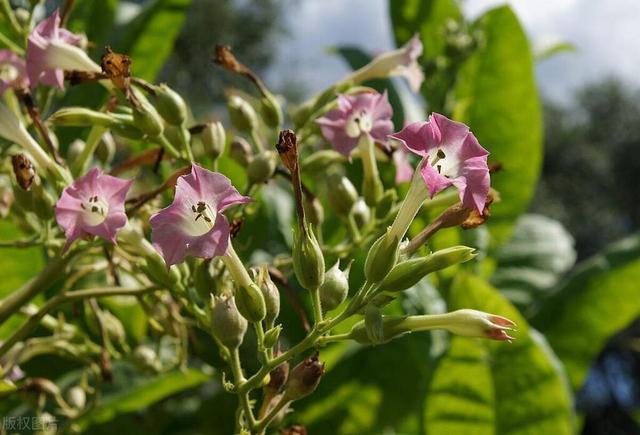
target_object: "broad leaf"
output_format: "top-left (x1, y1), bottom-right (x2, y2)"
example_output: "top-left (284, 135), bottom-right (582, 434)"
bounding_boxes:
top-left (74, 365), bottom-right (210, 431)
top-left (491, 214), bottom-right (576, 308)
top-left (532, 234), bottom-right (640, 390)
top-left (452, 6), bottom-right (543, 244)
top-left (424, 273), bottom-right (574, 434)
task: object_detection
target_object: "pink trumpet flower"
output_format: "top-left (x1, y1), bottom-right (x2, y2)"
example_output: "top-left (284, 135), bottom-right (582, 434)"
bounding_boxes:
top-left (150, 164), bottom-right (251, 267)
top-left (55, 168), bottom-right (133, 251)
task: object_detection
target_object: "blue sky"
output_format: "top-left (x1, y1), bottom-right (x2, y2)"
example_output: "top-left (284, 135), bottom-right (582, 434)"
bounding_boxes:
top-left (269, 0), bottom-right (640, 103)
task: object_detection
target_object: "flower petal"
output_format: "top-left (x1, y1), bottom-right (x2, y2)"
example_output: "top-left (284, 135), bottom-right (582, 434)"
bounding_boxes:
top-left (187, 213), bottom-right (231, 259)
top-left (420, 159), bottom-right (454, 198)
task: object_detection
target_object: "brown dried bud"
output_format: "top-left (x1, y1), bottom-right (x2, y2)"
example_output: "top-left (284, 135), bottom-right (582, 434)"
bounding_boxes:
top-left (461, 188), bottom-right (499, 229)
top-left (284, 354), bottom-right (325, 401)
top-left (11, 154), bottom-right (35, 190)
top-left (281, 425), bottom-right (308, 435)
top-left (276, 129), bottom-right (299, 174)
top-left (265, 361), bottom-right (290, 395)
top-left (213, 45), bottom-right (249, 75)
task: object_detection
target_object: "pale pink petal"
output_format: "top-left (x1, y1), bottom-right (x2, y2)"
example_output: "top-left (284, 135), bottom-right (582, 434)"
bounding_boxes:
top-left (420, 160), bottom-right (454, 198)
top-left (187, 213), bottom-right (230, 259)
top-left (457, 156), bottom-right (489, 213)
top-left (87, 212), bottom-right (127, 244)
top-left (151, 223), bottom-right (189, 267)
top-left (393, 146), bottom-right (414, 184)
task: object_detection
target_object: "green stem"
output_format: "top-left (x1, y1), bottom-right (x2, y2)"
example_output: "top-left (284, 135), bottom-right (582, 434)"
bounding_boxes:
top-left (310, 287), bottom-right (323, 325)
top-left (0, 235), bottom-right (41, 248)
top-left (359, 134), bottom-right (383, 206)
top-left (0, 30), bottom-right (23, 53)
top-left (231, 349), bottom-right (256, 429)
top-left (254, 321), bottom-right (270, 363)
top-left (0, 0), bottom-right (23, 38)
top-left (0, 252), bottom-right (76, 326)
top-left (0, 286), bottom-right (157, 358)
top-left (156, 134), bottom-right (182, 160)
top-left (73, 125), bottom-right (106, 176)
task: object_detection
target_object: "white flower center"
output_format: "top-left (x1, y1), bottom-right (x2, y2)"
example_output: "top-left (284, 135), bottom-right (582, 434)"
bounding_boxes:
top-left (428, 148), bottom-right (460, 178)
top-left (345, 110), bottom-right (373, 138)
top-left (81, 195), bottom-right (109, 226)
top-left (0, 64), bottom-right (19, 83)
top-left (183, 201), bottom-right (217, 237)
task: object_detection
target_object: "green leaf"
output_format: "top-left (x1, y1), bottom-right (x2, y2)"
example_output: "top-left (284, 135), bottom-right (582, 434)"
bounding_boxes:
top-left (117, 0), bottom-right (192, 81)
top-left (0, 379), bottom-right (16, 397)
top-left (532, 234), bottom-right (640, 390)
top-left (491, 214), bottom-right (576, 308)
top-left (74, 365), bottom-right (210, 431)
top-left (331, 46), bottom-right (405, 129)
top-left (535, 41), bottom-right (576, 62)
top-left (452, 6), bottom-right (543, 243)
top-left (424, 273), bottom-right (574, 434)
top-left (390, 0), bottom-right (462, 57)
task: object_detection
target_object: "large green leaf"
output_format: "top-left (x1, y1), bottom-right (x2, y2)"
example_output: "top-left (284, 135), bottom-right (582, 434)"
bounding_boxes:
top-left (452, 6), bottom-right (543, 244)
top-left (532, 234), bottom-right (640, 390)
top-left (424, 273), bottom-right (574, 434)
top-left (74, 365), bottom-right (210, 431)
top-left (491, 214), bottom-right (576, 309)
top-left (117, 0), bottom-right (192, 81)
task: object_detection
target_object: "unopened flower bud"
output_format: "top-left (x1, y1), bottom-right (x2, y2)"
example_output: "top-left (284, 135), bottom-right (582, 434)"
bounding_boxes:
top-left (362, 171), bottom-right (384, 207)
top-left (201, 122), bottom-right (226, 159)
top-left (292, 226), bottom-right (325, 290)
top-left (379, 246), bottom-right (476, 293)
top-left (210, 296), bottom-right (248, 350)
top-left (229, 136), bottom-right (253, 167)
top-left (228, 95), bottom-right (258, 133)
top-left (260, 92), bottom-right (283, 129)
top-left (132, 345), bottom-right (160, 372)
top-left (48, 107), bottom-right (124, 128)
top-left (325, 171), bottom-right (357, 217)
top-left (235, 282), bottom-right (267, 323)
top-left (263, 325), bottom-right (282, 349)
top-left (150, 83), bottom-right (187, 126)
top-left (319, 260), bottom-right (351, 311)
top-left (132, 90), bottom-right (164, 138)
top-left (284, 355), bottom-right (325, 401)
top-left (364, 228), bottom-right (400, 284)
top-left (248, 151), bottom-right (277, 185)
top-left (67, 386), bottom-right (86, 410)
top-left (300, 150), bottom-right (346, 174)
top-left (254, 265), bottom-right (280, 325)
top-left (66, 139), bottom-right (85, 165)
top-left (375, 189), bottom-right (397, 220)
top-left (96, 132), bottom-right (116, 165)
top-left (350, 198), bottom-right (370, 228)
top-left (348, 309), bottom-right (517, 344)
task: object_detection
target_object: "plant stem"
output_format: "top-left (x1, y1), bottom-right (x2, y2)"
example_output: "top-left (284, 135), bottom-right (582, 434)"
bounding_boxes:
top-left (310, 287), bottom-right (323, 325)
top-left (0, 286), bottom-right (157, 358)
top-left (73, 125), bottom-right (106, 176)
top-left (0, 0), bottom-right (23, 38)
top-left (254, 394), bottom-right (290, 434)
top-left (230, 349), bottom-right (256, 429)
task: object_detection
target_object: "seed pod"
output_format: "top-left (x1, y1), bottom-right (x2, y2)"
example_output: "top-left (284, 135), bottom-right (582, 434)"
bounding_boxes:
top-left (132, 345), bottom-right (160, 372)
top-left (325, 171), bottom-right (357, 217)
top-left (229, 136), bottom-right (253, 167)
top-left (201, 122), bottom-right (226, 160)
top-left (66, 139), bottom-right (85, 165)
top-left (265, 361), bottom-right (289, 395)
top-left (292, 226), bottom-right (325, 290)
top-left (210, 295), bottom-right (248, 350)
top-left (132, 90), bottom-right (164, 138)
top-left (248, 151), bottom-right (277, 185)
top-left (364, 304), bottom-right (384, 344)
top-left (255, 265), bottom-right (280, 325)
top-left (67, 386), bottom-right (86, 410)
top-left (350, 198), bottom-right (370, 228)
top-left (260, 92), bottom-right (283, 129)
top-left (227, 95), bottom-right (258, 133)
top-left (150, 83), bottom-right (187, 126)
top-left (234, 282), bottom-right (267, 323)
top-left (284, 355), bottom-right (325, 401)
top-left (319, 260), bottom-right (351, 312)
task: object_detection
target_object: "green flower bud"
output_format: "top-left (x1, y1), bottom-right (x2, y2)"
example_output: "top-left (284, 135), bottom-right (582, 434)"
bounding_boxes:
top-left (325, 171), bottom-right (357, 217)
top-left (132, 345), bottom-right (160, 372)
top-left (300, 150), bottom-right (347, 174)
top-left (254, 265), bottom-right (280, 325)
top-left (66, 139), bottom-right (85, 165)
top-left (375, 189), bottom-right (397, 220)
top-left (229, 136), bottom-right (253, 167)
top-left (364, 229), bottom-right (400, 284)
top-left (228, 95), bottom-right (258, 133)
top-left (96, 133), bottom-right (116, 165)
top-left (379, 246), bottom-right (476, 293)
top-left (292, 226), bottom-right (325, 290)
top-left (350, 198), bottom-right (370, 228)
top-left (67, 386), bottom-right (86, 410)
top-left (283, 355), bottom-right (325, 401)
top-left (132, 91), bottom-right (164, 138)
top-left (150, 83), bottom-right (187, 126)
top-left (303, 197), bottom-right (324, 229)
top-left (248, 151), bottom-right (277, 185)
top-left (48, 107), bottom-right (125, 128)
top-left (364, 304), bottom-right (384, 344)
top-left (348, 316), bottom-right (408, 344)
top-left (263, 324), bottom-right (282, 349)
top-left (260, 92), bottom-right (283, 129)
top-left (201, 122), bottom-right (226, 160)
top-left (319, 260), bottom-right (351, 311)
top-left (210, 295), bottom-right (248, 350)
top-left (235, 282), bottom-right (267, 323)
